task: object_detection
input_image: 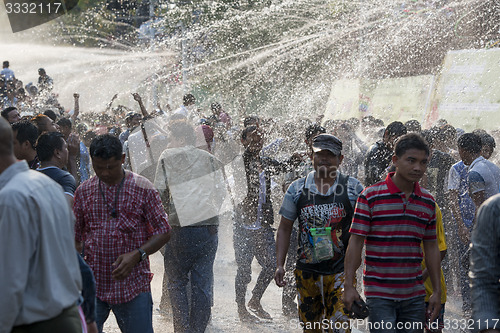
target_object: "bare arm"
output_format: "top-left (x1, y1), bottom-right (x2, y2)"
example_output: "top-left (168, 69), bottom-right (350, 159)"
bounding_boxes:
top-left (72, 93), bottom-right (79, 123)
top-left (423, 239), bottom-right (442, 321)
top-left (274, 216), bottom-right (294, 287)
top-left (132, 93), bottom-right (149, 118)
top-left (343, 234), bottom-right (365, 311)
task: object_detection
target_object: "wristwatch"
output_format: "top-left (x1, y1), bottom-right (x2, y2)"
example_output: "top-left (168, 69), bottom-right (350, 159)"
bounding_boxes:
top-left (137, 248), bottom-right (147, 262)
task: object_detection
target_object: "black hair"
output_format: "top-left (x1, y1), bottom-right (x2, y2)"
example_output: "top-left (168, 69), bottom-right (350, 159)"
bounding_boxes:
top-left (183, 93), bottom-right (195, 106)
top-left (385, 121), bottom-right (407, 137)
top-left (211, 102), bottom-right (222, 113)
top-left (241, 125), bottom-right (257, 141)
top-left (90, 134), bottom-right (123, 160)
top-left (458, 133), bottom-right (482, 154)
top-left (3, 61), bottom-right (9, 67)
top-left (1, 107), bottom-right (17, 120)
top-left (472, 129), bottom-right (496, 149)
top-left (404, 119), bottom-right (421, 133)
top-left (394, 133), bottom-right (430, 157)
top-left (11, 120), bottom-right (38, 148)
top-left (43, 109), bottom-right (57, 122)
top-left (57, 117), bottom-right (72, 129)
top-left (243, 116), bottom-right (259, 128)
top-left (438, 124), bottom-right (456, 142)
top-left (35, 132), bottom-right (65, 162)
top-left (305, 123), bottom-right (326, 141)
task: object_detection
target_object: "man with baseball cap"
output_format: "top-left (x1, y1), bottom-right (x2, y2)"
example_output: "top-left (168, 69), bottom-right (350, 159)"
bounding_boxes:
top-left (275, 133), bottom-right (364, 332)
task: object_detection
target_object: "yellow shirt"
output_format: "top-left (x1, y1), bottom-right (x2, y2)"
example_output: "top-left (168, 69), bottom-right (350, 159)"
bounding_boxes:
top-left (421, 203), bottom-right (447, 304)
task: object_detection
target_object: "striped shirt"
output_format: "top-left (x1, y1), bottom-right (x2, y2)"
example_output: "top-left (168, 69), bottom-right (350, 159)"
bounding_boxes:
top-left (349, 172), bottom-right (437, 300)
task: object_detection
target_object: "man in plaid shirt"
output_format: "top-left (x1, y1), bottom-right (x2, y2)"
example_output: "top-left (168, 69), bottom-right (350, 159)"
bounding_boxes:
top-left (74, 134), bottom-right (170, 333)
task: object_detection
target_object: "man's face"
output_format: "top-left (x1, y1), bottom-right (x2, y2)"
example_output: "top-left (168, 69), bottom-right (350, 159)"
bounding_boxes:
top-left (481, 145), bottom-right (494, 160)
top-left (40, 117), bottom-right (60, 133)
top-left (58, 140), bottom-right (69, 166)
top-left (312, 149), bottom-right (343, 178)
top-left (92, 155), bottom-right (125, 185)
top-left (12, 129), bottom-right (23, 160)
top-left (7, 109), bottom-right (20, 124)
top-left (393, 148), bottom-right (429, 183)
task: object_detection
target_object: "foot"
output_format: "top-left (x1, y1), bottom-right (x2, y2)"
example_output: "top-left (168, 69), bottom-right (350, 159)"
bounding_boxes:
top-left (238, 305), bottom-right (260, 323)
top-left (248, 299), bottom-right (272, 320)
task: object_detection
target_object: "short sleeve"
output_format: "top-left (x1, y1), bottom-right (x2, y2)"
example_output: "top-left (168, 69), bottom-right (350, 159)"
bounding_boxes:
top-left (349, 193), bottom-right (371, 236)
top-left (278, 179), bottom-right (303, 221)
top-left (447, 165), bottom-right (459, 191)
top-left (435, 204), bottom-right (447, 251)
top-left (469, 171), bottom-right (486, 194)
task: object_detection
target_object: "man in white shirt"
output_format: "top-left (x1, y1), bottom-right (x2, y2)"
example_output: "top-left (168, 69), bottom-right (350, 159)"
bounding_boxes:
top-left (0, 117), bottom-right (82, 333)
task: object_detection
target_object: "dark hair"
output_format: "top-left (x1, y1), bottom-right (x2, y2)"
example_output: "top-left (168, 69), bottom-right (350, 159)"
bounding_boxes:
top-left (35, 132), bottom-right (65, 162)
top-left (1, 107), bottom-right (17, 120)
top-left (241, 125), bottom-right (257, 141)
top-left (420, 129), bottom-right (433, 147)
top-left (385, 121), bottom-right (407, 138)
top-left (211, 102), bottom-right (222, 113)
top-left (473, 129), bottom-right (496, 149)
top-left (11, 120), bottom-right (38, 148)
top-left (183, 93), bottom-right (195, 106)
top-left (57, 117), bottom-right (72, 129)
top-left (90, 134), bottom-right (123, 160)
top-left (243, 116), bottom-right (259, 128)
top-left (43, 109), bottom-right (57, 122)
top-left (404, 119), bottom-right (421, 133)
top-left (458, 133), bottom-right (482, 154)
top-left (3, 61), bottom-right (9, 67)
top-left (438, 124), bottom-right (456, 142)
top-left (168, 120), bottom-right (196, 146)
top-left (394, 133), bottom-right (430, 157)
top-left (305, 123), bottom-right (326, 141)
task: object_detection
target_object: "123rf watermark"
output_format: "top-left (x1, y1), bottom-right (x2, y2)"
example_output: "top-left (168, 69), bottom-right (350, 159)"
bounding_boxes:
top-left (289, 318), bottom-right (500, 331)
top-left (3, 0), bottom-right (79, 32)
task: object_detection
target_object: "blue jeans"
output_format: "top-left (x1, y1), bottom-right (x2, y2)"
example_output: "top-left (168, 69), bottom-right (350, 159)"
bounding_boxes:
top-left (164, 225), bottom-right (218, 333)
top-left (96, 292), bottom-right (153, 333)
top-left (367, 296), bottom-right (425, 333)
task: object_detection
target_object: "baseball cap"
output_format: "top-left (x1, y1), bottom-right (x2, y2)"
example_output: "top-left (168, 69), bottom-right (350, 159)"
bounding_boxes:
top-left (312, 133), bottom-right (342, 156)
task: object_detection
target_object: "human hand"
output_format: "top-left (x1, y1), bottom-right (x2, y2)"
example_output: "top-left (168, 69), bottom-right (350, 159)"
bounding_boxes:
top-left (274, 266), bottom-right (286, 287)
top-left (426, 293), bottom-right (441, 322)
top-left (132, 93), bottom-right (142, 102)
top-left (112, 250), bottom-right (140, 281)
top-left (73, 93), bottom-right (80, 99)
top-left (342, 285), bottom-right (361, 312)
top-left (87, 321), bottom-right (98, 333)
top-left (67, 133), bottom-right (80, 156)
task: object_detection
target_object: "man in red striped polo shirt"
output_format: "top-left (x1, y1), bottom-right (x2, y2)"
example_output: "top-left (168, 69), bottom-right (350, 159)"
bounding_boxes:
top-left (343, 133), bottom-right (442, 333)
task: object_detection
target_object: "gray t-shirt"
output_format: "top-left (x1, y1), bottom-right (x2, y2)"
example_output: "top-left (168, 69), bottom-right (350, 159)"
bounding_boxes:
top-left (468, 156), bottom-right (500, 199)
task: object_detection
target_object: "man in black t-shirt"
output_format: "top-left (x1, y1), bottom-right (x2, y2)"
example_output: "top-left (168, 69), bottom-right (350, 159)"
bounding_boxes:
top-left (35, 132), bottom-right (76, 205)
top-left (11, 121), bottom-right (40, 170)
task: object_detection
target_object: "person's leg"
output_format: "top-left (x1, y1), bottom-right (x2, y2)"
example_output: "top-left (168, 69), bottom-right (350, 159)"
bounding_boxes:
top-left (366, 297), bottom-right (397, 333)
top-left (248, 226), bottom-right (277, 319)
top-left (395, 296), bottom-right (425, 333)
top-left (189, 226), bottom-right (218, 333)
top-left (324, 272), bottom-right (351, 333)
top-left (294, 269), bottom-right (326, 333)
top-left (110, 292), bottom-right (153, 333)
top-left (458, 241), bottom-right (472, 316)
top-left (233, 225), bottom-right (258, 321)
top-left (283, 226), bottom-right (299, 316)
top-left (164, 228), bottom-right (192, 333)
top-left (95, 297), bottom-right (111, 333)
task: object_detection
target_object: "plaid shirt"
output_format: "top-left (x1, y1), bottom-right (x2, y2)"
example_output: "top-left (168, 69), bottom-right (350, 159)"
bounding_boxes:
top-left (74, 171), bottom-right (170, 304)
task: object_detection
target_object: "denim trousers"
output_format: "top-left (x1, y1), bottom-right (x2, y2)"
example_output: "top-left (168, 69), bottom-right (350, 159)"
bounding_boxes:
top-left (366, 296), bottom-right (425, 333)
top-left (96, 292), bottom-right (153, 333)
top-left (164, 225), bottom-right (218, 333)
top-left (233, 224), bottom-right (276, 305)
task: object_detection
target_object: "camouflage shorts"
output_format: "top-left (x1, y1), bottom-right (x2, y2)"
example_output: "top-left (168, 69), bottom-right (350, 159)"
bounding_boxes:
top-left (295, 269), bottom-right (351, 333)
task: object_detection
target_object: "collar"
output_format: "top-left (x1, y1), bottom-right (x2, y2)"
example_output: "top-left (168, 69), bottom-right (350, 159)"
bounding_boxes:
top-left (385, 171), bottom-right (423, 197)
top-left (469, 156), bottom-right (485, 170)
top-left (0, 161), bottom-right (29, 191)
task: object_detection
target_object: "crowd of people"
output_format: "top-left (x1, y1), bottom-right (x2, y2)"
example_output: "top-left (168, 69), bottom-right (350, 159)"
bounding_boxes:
top-left (1, 60), bottom-right (500, 333)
